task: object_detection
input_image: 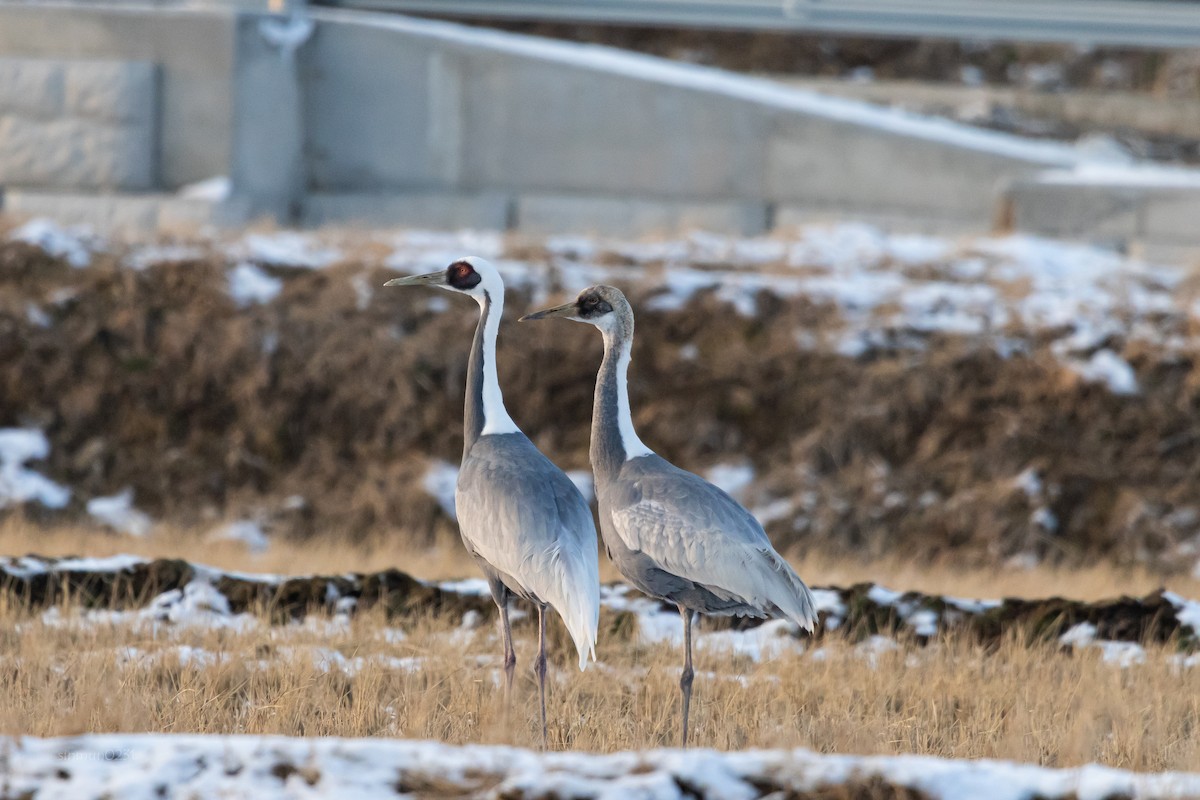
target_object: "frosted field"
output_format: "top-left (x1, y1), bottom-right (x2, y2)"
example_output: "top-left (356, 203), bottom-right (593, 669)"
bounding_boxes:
top-left (5, 220), bottom-right (1200, 797)
top-left (10, 735), bottom-right (1200, 800)
top-left (3, 553), bottom-right (1200, 796)
top-left (6, 217), bottom-right (1200, 532)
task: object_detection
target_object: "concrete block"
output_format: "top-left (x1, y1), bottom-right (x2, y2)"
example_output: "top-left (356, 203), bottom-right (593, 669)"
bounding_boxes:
top-left (462, 55), bottom-right (768, 199)
top-left (0, 115), bottom-right (154, 190)
top-left (1004, 181), bottom-right (1143, 241)
top-left (302, 191), bottom-right (511, 229)
top-left (0, 58), bottom-right (63, 118)
top-left (766, 117), bottom-right (1053, 224)
top-left (0, 5), bottom-right (236, 188)
top-left (305, 25), bottom-right (451, 191)
top-left (1142, 189), bottom-right (1200, 245)
top-left (62, 60), bottom-right (156, 124)
top-left (773, 204), bottom-right (983, 237)
top-left (515, 194), bottom-right (769, 237)
top-left (229, 13), bottom-right (309, 221)
top-left (3, 190), bottom-right (221, 233)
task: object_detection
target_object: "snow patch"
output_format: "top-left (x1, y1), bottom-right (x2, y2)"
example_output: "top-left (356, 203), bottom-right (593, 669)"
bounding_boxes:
top-left (227, 262), bottom-right (283, 307)
top-left (207, 520), bottom-right (270, 553)
top-left (0, 428), bottom-right (70, 510)
top-left (422, 459), bottom-right (459, 519)
top-left (237, 232), bottom-right (340, 269)
top-left (86, 489), bottom-right (153, 537)
top-left (9, 218), bottom-right (96, 268)
top-left (1068, 349), bottom-right (1140, 395)
top-left (705, 462), bottom-right (756, 500)
top-left (177, 175), bottom-right (231, 201)
top-left (10, 732), bottom-right (1200, 800)
top-left (566, 470), bottom-right (595, 505)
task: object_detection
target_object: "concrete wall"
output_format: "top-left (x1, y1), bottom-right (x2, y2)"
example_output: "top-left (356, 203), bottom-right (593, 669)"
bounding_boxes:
top-left (0, 4), bottom-right (235, 189)
top-left (2, 1), bottom-right (1199, 257)
top-left (0, 58), bottom-right (157, 190)
top-left (302, 9), bottom-right (1077, 231)
top-left (1003, 177), bottom-right (1200, 262)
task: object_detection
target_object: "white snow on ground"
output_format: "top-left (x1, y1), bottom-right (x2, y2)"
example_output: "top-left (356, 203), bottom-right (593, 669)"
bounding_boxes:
top-left (1060, 623), bottom-right (1147, 668)
top-left (109, 645), bottom-right (428, 676)
top-left (227, 262), bottom-right (283, 307)
top-left (85, 489), bottom-right (153, 538)
top-left (14, 222), bottom-right (1192, 398)
top-left (422, 459), bottom-right (459, 519)
top-left (1069, 349), bottom-right (1140, 395)
top-left (128, 244), bottom-right (208, 271)
top-left (384, 229), bottom-right (505, 274)
top-left (537, 224), bottom-right (1193, 379)
top-left (177, 175), bottom-right (232, 201)
top-left (3, 556), bottom-right (1197, 675)
top-left (0, 428), bottom-right (70, 510)
top-left (1038, 162), bottom-right (1200, 188)
top-left (1164, 592), bottom-right (1200, 638)
top-left (0, 554), bottom-right (146, 579)
top-left (704, 462), bottom-right (756, 500)
top-left (566, 469), bottom-right (595, 504)
top-left (235, 231), bottom-right (341, 269)
top-left (206, 519), bottom-right (270, 553)
top-left (437, 577), bottom-right (492, 596)
top-left (9, 733), bottom-right (1200, 800)
top-left (8, 217), bottom-right (98, 268)
top-left (25, 303), bottom-right (51, 328)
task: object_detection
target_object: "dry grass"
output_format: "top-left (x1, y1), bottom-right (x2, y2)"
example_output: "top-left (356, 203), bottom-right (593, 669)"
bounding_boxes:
top-left (2, 586), bottom-right (1198, 771)
top-left (3, 521), bottom-right (1200, 770)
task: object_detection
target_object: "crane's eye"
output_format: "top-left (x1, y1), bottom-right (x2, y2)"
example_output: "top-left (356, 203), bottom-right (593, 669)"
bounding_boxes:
top-left (447, 261), bottom-right (481, 290)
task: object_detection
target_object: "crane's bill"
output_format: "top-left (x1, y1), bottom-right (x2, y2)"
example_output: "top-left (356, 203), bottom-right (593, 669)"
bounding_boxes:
top-left (383, 271), bottom-right (447, 288)
top-left (519, 302), bottom-right (577, 322)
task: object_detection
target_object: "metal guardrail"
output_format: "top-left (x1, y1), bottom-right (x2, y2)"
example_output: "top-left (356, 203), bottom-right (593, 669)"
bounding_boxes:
top-left (316, 0), bottom-right (1200, 48)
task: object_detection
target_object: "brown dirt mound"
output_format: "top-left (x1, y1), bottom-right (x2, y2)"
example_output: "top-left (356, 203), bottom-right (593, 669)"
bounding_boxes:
top-left (3, 243), bottom-right (1200, 569)
top-left (5, 556), bottom-right (1193, 649)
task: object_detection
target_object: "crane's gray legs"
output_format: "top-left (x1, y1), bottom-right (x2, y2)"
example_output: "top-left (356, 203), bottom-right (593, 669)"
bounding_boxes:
top-left (498, 599), bottom-right (517, 709)
top-left (678, 604), bottom-right (695, 748)
top-left (534, 605), bottom-right (549, 748)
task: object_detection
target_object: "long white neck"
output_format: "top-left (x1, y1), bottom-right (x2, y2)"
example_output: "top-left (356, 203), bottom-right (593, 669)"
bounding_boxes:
top-left (476, 290), bottom-right (518, 437)
top-left (611, 334), bottom-right (652, 459)
top-left (592, 328), bottom-right (653, 481)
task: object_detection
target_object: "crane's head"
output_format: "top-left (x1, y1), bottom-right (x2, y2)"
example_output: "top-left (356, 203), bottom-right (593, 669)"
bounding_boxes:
top-left (519, 284), bottom-right (633, 338)
top-left (383, 256), bottom-right (503, 302)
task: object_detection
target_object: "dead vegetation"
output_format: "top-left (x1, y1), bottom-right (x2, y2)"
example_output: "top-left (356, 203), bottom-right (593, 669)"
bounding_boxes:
top-left (3, 240), bottom-right (1200, 571)
top-left (1, 567), bottom-right (1198, 771)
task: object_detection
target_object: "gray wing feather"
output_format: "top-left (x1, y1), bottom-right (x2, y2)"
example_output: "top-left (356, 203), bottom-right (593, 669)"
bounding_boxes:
top-left (456, 434), bottom-right (600, 668)
top-left (609, 457), bottom-right (816, 630)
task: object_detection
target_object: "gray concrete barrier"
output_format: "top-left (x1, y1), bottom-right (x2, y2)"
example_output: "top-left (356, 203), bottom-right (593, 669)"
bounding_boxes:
top-left (0, 58), bottom-right (157, 190)
top-left (1, 1), bottom-right (1199, 259)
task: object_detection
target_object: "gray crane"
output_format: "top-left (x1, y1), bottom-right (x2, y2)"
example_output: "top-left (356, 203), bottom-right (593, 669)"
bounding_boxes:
top-left (384, 257), bottom-right (600, 747)
top-left (522, 284), bottom-right (817, 747)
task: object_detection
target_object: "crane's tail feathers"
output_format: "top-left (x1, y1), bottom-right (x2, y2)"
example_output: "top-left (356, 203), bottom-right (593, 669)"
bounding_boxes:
top-left (550, 546), bottom-right (601, 672)
top-left (764, 551), bottom-right (818, 633)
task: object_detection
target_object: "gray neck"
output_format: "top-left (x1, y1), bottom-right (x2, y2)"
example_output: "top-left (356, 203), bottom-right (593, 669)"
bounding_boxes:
top-left (462, 293), bottom-right (489, 461)
top-left (591, 326), bottom-right (652, 484)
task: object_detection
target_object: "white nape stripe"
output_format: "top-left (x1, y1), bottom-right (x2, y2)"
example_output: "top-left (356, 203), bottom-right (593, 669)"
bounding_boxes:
top-left (477, 290), bottom-right (519, 436)
top-left (615, 340), bottom-right (653, 460)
